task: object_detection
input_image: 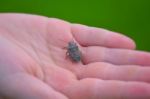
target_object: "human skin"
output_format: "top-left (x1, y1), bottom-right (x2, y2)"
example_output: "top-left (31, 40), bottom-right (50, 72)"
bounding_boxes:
top-left (0, 13), bottom-right (150, 99)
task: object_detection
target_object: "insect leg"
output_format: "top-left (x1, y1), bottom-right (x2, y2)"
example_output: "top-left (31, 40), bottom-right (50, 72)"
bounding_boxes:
top-left (65, 51), bottom-right (69, 59)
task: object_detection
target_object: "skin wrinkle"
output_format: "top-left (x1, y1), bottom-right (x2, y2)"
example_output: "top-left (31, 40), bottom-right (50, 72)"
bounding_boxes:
top-left (0, 38), bottom-right (29, 73)
top-left (75, 78), bottom-right (94, 99)
top-left (126, 66), bottom-right (138, 81)
top-left (0, 18), bottom-right (48, 81)
top-left (101, 64), bottom-right (115, 80)
top-left (45, 28), bottom-right (57, 66)
top-left (43, 66), bottom-right (76, 95)
top-left (46, 18), bottom-right (72, 47)
top-left (29, 43), bottom-right (45, 81)
top-left (79, 61), bottom-right (150, 83)
top-left (121, 81), bottom-right (150, 98)
top-left (81, 47), bottom-right (88, 64)
top-left (103, 31), bottom-right (118, 48)
top-left (24, 18), bottom-right (61, 81)
top-left (86, 47), bottom-right (106, 63)
top-left (135, 67), bottom-right (150, 82)
top-left (17, 43), bottom-right (45, 80)
top-left (80, 27), bottom-right (92, 47)
top-left (71, 24), bottom-right (88, 46)
top-left (37, 64), bottom-right (70, 99)
top-left (93, 80), bottom-right (100, 99)
top-left (91, 28), bottom-right (109, 47)
top-left (126, 52), bottom-right (135, 64)
top-left (87, 79), bottom-right (98, 99)
top-left (0, 17), bottom-right (40, 64)
top-left (0, 73), bottom-right (67, 99)
top-left (9, 33), bottom-right (46, 80)
top-left (83, 47), bottom-right (91, 63)
top-left (80, 47), bottom-right (86, 65)
top-left (82, 63), bottom-right (105, 79)
top-left (105, 49), bottom-right (123, 65)
top-left (83, 26), bottom-right (94, 46)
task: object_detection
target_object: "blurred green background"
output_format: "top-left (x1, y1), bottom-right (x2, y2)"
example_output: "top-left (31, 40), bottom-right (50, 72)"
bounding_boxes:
top-left (0, 0), bottom-right (150, 51)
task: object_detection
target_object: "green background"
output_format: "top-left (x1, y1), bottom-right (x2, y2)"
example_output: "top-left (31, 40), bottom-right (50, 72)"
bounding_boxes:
top-left (0, 0), bottom-right (150, 51)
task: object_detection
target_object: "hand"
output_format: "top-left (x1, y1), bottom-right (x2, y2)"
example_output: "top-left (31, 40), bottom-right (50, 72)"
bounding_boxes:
top-left (0, 13), bottom-right (150, 99)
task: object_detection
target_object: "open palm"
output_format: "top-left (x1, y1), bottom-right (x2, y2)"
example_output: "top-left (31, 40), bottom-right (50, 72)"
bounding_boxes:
top-left (0, 14), bottom-right (150, 99)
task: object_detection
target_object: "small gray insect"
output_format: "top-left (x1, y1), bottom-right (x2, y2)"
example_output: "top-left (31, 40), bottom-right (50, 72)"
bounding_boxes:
top-left (65, 41), bottom-right (82, 62)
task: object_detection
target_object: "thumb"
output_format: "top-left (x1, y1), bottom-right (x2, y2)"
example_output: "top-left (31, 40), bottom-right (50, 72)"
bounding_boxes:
top-left (0, 73), bottom-right (68, 99)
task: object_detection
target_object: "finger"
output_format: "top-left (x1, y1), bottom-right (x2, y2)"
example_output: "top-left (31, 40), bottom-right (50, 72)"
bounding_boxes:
top-left (65, 78), bottom-right (150, 99)
top-left (76, 62), bottom-right (150, 83)
top-left (0, 73), bottom-right (68, 99)
top-left (82, 46), bottom-right (150, 66)
top-left (71, 24), bottom-right (136, 49)
top-left (47, 18), bottom-right (72, 47)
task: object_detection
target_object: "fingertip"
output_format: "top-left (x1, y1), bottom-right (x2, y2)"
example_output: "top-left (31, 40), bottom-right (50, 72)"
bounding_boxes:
top-left (106, 32), bottom-right (136, 49)
top-left (126, 37), bottom-right (136, 49)
top-left (120, 33), bottom-right (136, 49)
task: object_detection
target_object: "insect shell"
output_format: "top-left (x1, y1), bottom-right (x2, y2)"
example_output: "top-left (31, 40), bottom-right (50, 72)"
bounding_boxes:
top-left (66, 41), bottom-right (82, 62)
